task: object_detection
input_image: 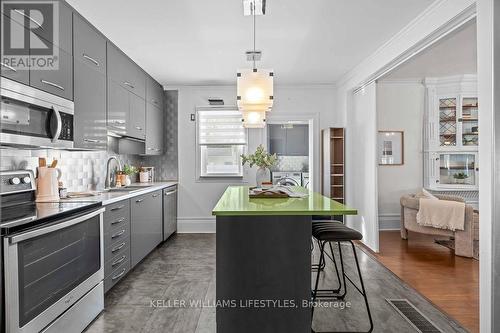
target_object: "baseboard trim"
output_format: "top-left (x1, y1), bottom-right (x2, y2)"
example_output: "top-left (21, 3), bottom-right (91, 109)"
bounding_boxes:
top-left (177, 217), bottom-right (216, 233)
top-left (379, 214), bottom-right (401, 231)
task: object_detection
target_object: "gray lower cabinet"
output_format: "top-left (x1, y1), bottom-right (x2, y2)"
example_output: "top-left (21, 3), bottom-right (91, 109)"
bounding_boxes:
top-left (163, 186), bottom-right (178, 240)
top-left (131, 190), bottom-right (163, 267)
top-left (145, 103), bottom-right (163, 154)
top-left (103, 199), bottom-right (131, 293)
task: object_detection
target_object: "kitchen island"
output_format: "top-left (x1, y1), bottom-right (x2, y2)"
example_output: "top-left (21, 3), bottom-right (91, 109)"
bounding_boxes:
top-left (212, 186), bottom-right (357, 333)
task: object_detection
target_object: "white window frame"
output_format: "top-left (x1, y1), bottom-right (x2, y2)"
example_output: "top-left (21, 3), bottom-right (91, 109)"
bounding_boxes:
top-left (195, 106), bottom-right (248, 179)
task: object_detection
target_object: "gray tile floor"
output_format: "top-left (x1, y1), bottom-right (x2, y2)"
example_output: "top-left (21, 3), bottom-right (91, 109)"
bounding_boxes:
top-left (85, 234), bottom-right (468, 333)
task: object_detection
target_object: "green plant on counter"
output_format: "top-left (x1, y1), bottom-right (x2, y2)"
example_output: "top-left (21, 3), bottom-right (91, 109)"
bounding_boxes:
top-left (241, 145), bottom-right (278, 168)
top-left (122, 164), bottom-right (138, 176)
top-left (453, 172), bottom-right (469, 180)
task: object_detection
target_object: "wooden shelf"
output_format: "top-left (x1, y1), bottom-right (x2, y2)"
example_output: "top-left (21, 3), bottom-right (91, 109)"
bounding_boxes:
top-left (440, 117), bottom-right (456, 122)
top-left (322, 127), bottom-right (346, 222)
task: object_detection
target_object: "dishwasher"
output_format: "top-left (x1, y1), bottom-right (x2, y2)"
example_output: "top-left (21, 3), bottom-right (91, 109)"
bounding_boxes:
top-left (163, 185), bottom-right (178, 241)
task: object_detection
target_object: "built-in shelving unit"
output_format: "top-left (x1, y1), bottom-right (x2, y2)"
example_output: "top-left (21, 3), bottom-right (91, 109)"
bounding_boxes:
top-left (424, 75), bottom-right (479, 191)
top-left (321, 127), bottom-right (345, 222)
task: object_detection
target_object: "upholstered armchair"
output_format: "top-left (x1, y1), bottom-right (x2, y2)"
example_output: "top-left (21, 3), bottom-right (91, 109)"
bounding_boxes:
top-left (400, 194), bottom-right (474, 258)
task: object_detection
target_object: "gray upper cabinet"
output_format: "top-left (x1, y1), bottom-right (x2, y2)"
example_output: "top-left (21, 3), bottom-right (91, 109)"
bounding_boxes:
top-left (73, 14), bottom-right (107, 149)
top-left (146, 76), bottom-right (163, 108)
top-left (0, 15), bottom-right (29, 84)
top-left (29, 46), bottom-right (73, 100)
top-left (107, 42), bottom-right (146, 99)
top-left (31, 1), bottom-right (73, 55)
top-left (268, 124), bottom-right (308, 156)
top-left (286, 125), bottom-right (309, 156)
top-left (268, 125), bottom-right (287, 156)
top-left (107, 80), bottom-right (129, 136)
top-left (73, 15), bottom-right (106, 75)
top-left (128, 93), bottom-right (146, 140)
top-left (131, 190), bottom-right (163, 267)
top-left (145, 103), bottom-right (163, 154)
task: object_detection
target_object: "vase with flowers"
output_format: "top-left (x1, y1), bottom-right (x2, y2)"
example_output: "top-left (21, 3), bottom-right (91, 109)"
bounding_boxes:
top-left (120, 164), bottom-right (137, 186)
top-left (241, 145), bottom-right (278, 187)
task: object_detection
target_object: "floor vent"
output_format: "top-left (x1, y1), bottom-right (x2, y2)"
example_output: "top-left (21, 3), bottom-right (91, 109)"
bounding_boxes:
top-left (386, 299), bottom-right (443, 333)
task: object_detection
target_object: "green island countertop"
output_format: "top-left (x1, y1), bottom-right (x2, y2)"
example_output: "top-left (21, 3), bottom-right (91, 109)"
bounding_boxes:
top-left (212, 186), bottom-right (358, 216)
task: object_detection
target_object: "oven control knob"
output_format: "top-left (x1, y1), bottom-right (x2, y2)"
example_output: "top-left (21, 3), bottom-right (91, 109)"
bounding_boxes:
top-left (21, 176), bottom-right (31, 184)
top-left (9, 177), bottom-right (20, 185)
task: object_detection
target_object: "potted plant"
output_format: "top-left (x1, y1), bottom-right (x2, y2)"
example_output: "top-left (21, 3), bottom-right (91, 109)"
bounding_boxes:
top-left (453, 172), bottom-right (469, 184)
top-left (122, 164), bottom-right (137, 186)
top-left (241, 145), bottom-right (278, 187)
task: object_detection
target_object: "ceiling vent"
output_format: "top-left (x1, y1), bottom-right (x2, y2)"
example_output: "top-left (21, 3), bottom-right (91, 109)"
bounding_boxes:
top-left (243, 0), bottom-right (266, 16)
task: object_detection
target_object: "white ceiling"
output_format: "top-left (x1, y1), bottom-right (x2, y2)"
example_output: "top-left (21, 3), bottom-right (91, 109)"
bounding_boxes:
top-left (67, 0), bottom-right (435, 86)
top-left (382, 19), bottom-right (477, 80)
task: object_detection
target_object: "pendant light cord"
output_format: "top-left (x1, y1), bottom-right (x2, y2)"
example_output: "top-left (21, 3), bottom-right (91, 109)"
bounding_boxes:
top-left (252, 1), bottom-right (256, 70)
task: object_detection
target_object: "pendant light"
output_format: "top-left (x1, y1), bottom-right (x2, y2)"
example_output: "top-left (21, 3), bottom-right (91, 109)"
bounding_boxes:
top-left (237, 0), bottom-right (273, 128)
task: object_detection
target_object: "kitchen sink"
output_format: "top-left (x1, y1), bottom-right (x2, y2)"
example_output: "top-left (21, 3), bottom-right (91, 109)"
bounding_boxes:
top-left (105, 185), bottom-right (153, 192)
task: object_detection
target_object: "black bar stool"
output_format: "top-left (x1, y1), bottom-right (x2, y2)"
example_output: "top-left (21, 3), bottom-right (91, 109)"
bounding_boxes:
top-left (311, 222), bottom-right (374, 333)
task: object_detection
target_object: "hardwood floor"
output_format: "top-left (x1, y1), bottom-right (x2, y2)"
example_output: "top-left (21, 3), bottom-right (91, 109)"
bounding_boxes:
top-left (365, 231), bottom-right (479, 333)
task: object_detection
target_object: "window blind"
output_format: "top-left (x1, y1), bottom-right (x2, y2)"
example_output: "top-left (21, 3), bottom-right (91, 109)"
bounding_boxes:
top-left (197, 110), bottom-right (246, 145)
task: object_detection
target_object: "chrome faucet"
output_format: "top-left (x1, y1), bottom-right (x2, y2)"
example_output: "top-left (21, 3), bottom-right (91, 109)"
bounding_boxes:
top-left (105, 156), bottom-right (122, 189)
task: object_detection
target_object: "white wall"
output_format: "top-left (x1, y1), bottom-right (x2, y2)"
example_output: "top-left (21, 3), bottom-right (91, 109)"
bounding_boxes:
top-left (376, 82), bottom-right (425, 230)
top-left (170, 84), bottom-right (338, 232)
top-left (346, 83), bottom-right (379, 251)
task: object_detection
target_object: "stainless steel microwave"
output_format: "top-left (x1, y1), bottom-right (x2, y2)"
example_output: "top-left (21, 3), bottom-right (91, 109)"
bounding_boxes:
top-left (0, 78), bottom-right (74, 149)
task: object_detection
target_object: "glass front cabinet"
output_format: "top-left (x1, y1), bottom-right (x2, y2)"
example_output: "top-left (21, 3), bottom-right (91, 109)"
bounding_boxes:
top-left (424, 152), bottom-right (478, 190)
top-left (424, 75), bottom-right (478, 191)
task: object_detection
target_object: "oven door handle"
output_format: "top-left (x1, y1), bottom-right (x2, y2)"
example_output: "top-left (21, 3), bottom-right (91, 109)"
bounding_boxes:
top-left (51, 106), bottom-right (62, 143)
top-left (9, 208), bottom-right (105, 244)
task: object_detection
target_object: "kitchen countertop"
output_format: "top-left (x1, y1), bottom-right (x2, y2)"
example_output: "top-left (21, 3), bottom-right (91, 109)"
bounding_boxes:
top-left (60, 181), bottom-right (178, 206)
top-left (212, 186), bottom-right (357, 216)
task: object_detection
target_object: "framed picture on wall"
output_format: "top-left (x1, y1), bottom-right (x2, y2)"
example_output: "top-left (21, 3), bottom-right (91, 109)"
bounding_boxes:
top-left (378, 131), bottom-right (404, 165)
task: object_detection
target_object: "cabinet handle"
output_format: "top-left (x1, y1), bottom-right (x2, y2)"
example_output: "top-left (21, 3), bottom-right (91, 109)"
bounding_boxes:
top-left (111, 242), bottom-right (126, 253)
top-left (155, 148), bottom-right (161, 152)
top-left (112, 255), bottom-right (127, 267)
top-left (135, 126), bottom-right (143, 131)
top-left (152, 193), bottom-right (159, 198)
top-left (147, 147), bottom-right (154, 151)
top-left (111, 217), bottom-right (125, 225)
top-left (111, 229), bottom-right (126, 239)
top-left (436, 180), bottom-right (440, 183)
top-left (112, 268), bottom-right (127, 280)
top-left (82, 54), bottom-right (100, 67)
top-left (135, 199), bottom-right (143, 203)
top-left (14, 9), bottom-right (43, 29)
top-left (83, 138), bottom-right (101, 143)
top-left (110, 205), bottom-right (125, 211)
top-left (1, 62), bottom-right (17, 72)
top-left (165, 190), bottom-right (177, 196)
top-left (41, 79), bottom-right (65, 91)
top-left (123, 81), bottom-right (135, 89)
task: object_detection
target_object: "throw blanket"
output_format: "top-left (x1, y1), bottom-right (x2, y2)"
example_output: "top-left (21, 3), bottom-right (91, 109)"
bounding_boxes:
top-left (416, 198), bottom-right (465, 231)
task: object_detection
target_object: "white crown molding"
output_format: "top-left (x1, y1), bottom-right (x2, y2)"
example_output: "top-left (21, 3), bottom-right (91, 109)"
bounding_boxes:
top-left (377, 78), bottom-right (424, 85)
top-left (337, 0), bottom-right (477, 90)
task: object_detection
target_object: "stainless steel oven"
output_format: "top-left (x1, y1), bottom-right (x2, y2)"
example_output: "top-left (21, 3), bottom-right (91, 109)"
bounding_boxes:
top-left (0, 78), bottom-right (74, 149)
top-left (3, 207), bottom-right (104, 333)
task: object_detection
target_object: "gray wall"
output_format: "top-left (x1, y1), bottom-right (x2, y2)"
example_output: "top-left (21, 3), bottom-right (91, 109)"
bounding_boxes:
top-left (0, 90), bottom-right (179, 191)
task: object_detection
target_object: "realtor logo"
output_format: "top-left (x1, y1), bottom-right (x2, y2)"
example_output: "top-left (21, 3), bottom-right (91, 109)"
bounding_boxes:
top-left (1, 1), bottom-right (59, 70)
